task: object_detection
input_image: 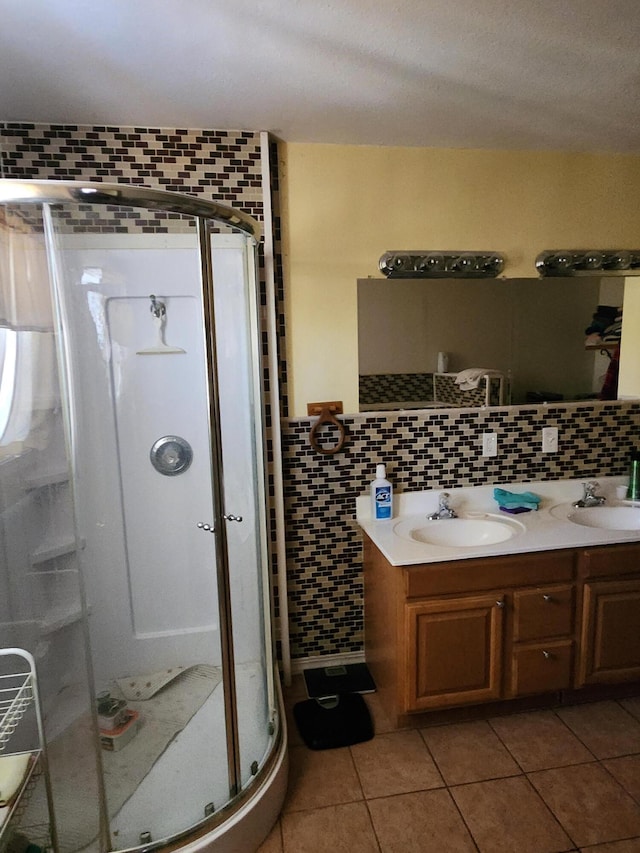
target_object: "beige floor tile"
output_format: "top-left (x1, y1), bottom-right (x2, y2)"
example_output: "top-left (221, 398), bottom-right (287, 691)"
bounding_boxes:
top-left (368, 788), bottom-right (476, 852)
top-left (621, 698), bottom-right (640, 724)
top-left (556, 702), bottom-right (640, 759)
top-left (363, 690), bottom-right (397, 735)
top-left (451, 775), bottom-right (572, 853)
top-left (529, 762), bottom-right (640, 847)
top-left (579, 839), bottom-right (640, 851)
top-left (256, 819), bottom-right (283, 852)
top-left (284, 744), bottom-right (363, 812)
top-left (283, 675), bottom-right (308, 748)
top-left (604, 755), bottom-right (640, 803)
top-left (281, 802), bottom-right (379, 853)
top-left (350, 729), bottom-right (443, 798)
top-left (422, 720), bottom-right (521, 785)
top-left (489, 710), bottom-right (594, 771)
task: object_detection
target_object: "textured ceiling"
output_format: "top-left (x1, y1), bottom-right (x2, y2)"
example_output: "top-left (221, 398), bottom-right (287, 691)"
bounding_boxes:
top-left (2, 0), bottom-right (640, 152)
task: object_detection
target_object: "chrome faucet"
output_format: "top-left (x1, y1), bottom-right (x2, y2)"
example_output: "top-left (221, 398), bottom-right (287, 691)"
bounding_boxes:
top-left (428, 492), bottom-right (458, 520)
top-left (573, 481), bottom-right (606, 508)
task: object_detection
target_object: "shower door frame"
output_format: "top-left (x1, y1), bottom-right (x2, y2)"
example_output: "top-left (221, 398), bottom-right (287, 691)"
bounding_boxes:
top-left (0, 179), bottom-right (283, 851)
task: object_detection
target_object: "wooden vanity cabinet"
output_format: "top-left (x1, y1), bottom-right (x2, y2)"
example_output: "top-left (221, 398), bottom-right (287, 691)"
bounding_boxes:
top-left (577, 543), bottom-right (640, 686)
top-left (363, 537), bottom-right (577, 723)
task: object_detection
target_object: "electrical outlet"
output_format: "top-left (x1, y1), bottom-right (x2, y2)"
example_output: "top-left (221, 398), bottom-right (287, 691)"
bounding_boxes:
top-left (482, 432), bottom-right (498, 457)
top-left (542, 426), bottom-right (558, 453)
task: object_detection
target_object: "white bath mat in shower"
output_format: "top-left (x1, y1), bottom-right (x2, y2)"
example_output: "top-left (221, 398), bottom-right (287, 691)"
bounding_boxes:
top-left (115, 664), bottom-right (194, 701)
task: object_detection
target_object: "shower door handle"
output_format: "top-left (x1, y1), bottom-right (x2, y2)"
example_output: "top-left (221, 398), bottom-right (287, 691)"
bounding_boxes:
top-left (224, 514), bottom-right (243, 522)
top-left (197, 522), bottom-right (215, 532)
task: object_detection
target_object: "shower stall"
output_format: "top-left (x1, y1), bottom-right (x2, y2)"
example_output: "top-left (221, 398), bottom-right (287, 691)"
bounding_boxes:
top-left (0, 181), bottom-right (287, 853)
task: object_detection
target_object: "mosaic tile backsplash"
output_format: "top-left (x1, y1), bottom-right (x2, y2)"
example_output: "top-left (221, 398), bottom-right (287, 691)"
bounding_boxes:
top-left (281, 400), bottom-right (640, 659)
top-left (360, 372), bottom-right (505, 407)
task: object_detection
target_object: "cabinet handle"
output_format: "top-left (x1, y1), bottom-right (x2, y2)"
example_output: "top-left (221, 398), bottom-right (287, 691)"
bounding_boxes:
top-left (543, 594), bottom-right (553, 602)
top-left (495, 600), bottom-right (505, 608)
top-left (542, 650), bottom-right (551, 659)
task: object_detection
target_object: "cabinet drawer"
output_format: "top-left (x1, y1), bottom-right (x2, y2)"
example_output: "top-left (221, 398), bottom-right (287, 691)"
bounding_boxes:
top-left (512, 584), bottom-right (574, 642)
top-left (405, 550), bottom-right (575, 599)
top-left (509, 640), bottom-right (573, 696)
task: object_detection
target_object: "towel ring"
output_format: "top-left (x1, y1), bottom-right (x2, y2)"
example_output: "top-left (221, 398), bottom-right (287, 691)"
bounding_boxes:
top-left (309, 408), bottom-right (347, 455)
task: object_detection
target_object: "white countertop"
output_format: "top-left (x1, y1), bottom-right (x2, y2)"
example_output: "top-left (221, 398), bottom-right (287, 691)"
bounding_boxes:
top-left (356, 476), bottom-right (640, 566)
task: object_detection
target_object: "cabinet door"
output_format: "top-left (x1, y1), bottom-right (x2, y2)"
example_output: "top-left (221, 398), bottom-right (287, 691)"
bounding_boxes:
top-left (405, 594), bottom-right (504, 711)
top-left (579, 578), bottom-right (640, 685)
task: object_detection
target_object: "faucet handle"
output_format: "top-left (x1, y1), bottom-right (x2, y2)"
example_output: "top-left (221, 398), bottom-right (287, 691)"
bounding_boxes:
top-left (584, 481), bottom-right (599, 495)
top-left (439, 492), bottom-right (451, 508)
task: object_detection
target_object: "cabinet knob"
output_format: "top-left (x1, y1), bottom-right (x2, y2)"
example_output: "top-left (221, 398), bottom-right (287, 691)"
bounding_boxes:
top-left (495, 600), bottom-right (505, 608)
top-left (542, 650), bottom-right (551, 659)
top-left (543, 594), bottom-right (553, 602)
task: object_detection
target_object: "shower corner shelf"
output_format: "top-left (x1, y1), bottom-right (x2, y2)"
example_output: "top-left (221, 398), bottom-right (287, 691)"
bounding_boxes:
top-left (0, 649), bottom-right (53, 853)
top-left (25, 469), bottom-right (69, 491)
top-left (29, 536), bottom-right (86, 568)
top-left (39, 602), bottom-right (89, 636)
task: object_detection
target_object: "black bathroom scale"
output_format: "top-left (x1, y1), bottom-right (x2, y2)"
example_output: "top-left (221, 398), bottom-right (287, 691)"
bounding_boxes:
top-left (303, 663), bottom-right (376, 699)
top-left (293, 693), bottom-right (374, 750)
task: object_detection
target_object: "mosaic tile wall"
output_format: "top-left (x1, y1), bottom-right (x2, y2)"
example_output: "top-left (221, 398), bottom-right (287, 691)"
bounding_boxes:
top-left (359, 373), bottom-right (435, 404)
top-left (0, 123), bottom-right (263, 220)
top-left (359, 372), bottom-right (505, 407)
top-left (281, 400), bottom-right (640, 659)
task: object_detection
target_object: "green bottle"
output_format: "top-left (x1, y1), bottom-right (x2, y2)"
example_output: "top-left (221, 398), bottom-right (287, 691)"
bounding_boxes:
top-left (627, 450), bottom-right (640, 501)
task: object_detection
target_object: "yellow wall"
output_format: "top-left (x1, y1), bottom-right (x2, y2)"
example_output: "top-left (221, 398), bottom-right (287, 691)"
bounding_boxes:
top-left (619, 278), bottom-right (640, 399)
top-left (280, 144), bottom-right (640, 416)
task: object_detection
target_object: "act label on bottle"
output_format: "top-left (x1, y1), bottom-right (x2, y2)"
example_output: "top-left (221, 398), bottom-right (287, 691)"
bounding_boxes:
top-left (374, 485), bottom-right (392, 519)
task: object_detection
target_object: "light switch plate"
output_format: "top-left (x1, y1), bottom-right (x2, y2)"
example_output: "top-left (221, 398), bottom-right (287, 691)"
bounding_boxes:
top-left (482, 432), bottom-right (498, 457)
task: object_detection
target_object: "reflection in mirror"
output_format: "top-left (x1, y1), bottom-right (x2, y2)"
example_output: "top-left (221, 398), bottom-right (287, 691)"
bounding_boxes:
top-left (357, 277), bottom-right (625, 411)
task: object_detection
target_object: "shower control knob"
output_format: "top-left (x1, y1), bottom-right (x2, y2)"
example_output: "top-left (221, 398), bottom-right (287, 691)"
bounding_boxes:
top-left (197, 522), bottom-right (214, 532)
top-left (224, 514), bottom-right (243, 522)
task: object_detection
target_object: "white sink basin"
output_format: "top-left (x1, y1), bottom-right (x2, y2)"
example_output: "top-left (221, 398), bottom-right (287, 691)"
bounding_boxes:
top-left (551, 503), bottom-right (640, 531)
top-left (393, 514), bottom-right (525, 548)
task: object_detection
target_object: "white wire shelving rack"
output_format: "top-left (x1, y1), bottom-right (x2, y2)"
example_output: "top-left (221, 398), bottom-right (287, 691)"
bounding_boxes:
top-left (0, 649), bottom-right (57, 852)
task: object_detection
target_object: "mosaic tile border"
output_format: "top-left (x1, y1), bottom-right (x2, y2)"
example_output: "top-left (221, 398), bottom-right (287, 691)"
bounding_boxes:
top-left (281, 400), bottom-right (640, 659)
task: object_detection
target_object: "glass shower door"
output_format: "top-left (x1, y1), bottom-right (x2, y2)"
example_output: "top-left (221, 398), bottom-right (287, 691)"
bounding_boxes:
top-left (42, 204), bottom-right (232, 850)
top-left (1, 189), bottom-right (277, 853)
top-left (208, 231), bottom-right (276, 791)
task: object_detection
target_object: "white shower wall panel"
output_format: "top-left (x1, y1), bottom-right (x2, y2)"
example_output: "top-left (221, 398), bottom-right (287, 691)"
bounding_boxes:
top-left (107, 293), bottom-right (216, 638)
top-left (56, 236), bottom-right (247, 681)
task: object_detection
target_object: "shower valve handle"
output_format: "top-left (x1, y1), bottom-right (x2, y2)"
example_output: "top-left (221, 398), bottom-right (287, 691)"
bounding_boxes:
top-left (224, 514), bottom-right (243, 522)
top-left (197, 522), bottom-right (214, 532)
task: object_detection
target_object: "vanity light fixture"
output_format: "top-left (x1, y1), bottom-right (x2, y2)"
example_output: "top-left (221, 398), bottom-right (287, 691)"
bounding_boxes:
top-left (535, 250), bottom-right (640, 276)
top-left (378, 251), bottom-right (505, 279)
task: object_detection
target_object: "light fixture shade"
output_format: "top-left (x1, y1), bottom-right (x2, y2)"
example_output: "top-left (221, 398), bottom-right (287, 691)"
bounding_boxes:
top-left (535, 250), bottom-right (640, 276)
top-left (379, 251), bottom-right (505, 279)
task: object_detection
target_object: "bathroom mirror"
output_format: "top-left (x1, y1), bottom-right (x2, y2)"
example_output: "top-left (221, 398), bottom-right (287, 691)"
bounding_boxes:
top-left (357, 276), bottom-right (627, 410)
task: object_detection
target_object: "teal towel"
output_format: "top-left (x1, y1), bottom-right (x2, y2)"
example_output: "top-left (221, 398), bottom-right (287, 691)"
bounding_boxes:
top-left (493, 488), bottom-right (541, 510)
